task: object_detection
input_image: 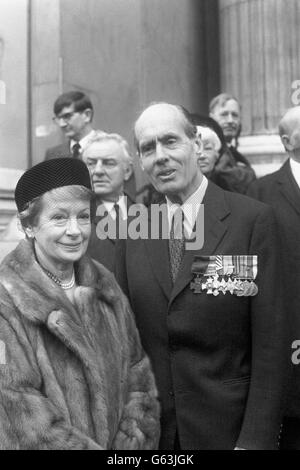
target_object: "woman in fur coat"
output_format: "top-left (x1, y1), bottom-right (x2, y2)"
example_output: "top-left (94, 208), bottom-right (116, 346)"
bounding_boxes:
top-left (0, 158), bottom-right (160, 450)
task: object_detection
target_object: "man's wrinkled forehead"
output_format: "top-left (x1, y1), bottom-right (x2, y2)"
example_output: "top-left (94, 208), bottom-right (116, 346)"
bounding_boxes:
top-left (135, 104), bottom-right (185, 144)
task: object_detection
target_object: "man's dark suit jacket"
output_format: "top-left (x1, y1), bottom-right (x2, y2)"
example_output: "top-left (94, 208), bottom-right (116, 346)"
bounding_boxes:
top-left (247, 160), bottom-right (300, 445)
top-left (88, 195), bottom-right (134, 272)
top-left (115, 181), bottom-right (284, 450)
top-left (45, 142), bottom-right (71, 160)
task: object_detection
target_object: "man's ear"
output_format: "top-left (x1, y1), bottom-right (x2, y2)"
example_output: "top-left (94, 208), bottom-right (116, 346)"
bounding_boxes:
top-left (83, 108), bottom-right (93, 123)
top-left (194, 135), bottom-right (203, 157)
top-left (124, 163), bottom-right (133, 181)
top-left (281, 134), bottom-right (293, 151)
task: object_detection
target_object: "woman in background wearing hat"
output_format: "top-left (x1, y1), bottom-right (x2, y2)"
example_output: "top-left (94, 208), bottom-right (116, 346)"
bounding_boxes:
top-left (0, 158), bottom-right (160, 450)
top-left (190, 114), bottom-right (253, 194)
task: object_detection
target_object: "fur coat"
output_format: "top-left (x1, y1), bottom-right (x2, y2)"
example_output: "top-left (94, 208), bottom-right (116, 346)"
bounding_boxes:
top-left (0, 239), bottom-right (160, 450)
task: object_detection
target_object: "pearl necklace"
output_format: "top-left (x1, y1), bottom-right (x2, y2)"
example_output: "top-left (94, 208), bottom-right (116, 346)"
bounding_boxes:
top-left (43, 269), bottom-right (75, 290)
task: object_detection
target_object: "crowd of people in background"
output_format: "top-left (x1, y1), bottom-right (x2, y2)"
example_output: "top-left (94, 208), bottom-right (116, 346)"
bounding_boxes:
top-left (0, 88), bottom-right (299, 450)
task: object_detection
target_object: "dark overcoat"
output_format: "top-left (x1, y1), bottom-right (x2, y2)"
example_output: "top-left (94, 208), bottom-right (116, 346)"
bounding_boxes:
top-left (247, 160), bottom-right (300, 423)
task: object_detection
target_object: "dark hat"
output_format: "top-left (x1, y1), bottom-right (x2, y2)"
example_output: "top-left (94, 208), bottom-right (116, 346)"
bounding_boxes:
top-left (15, 158), bottom-right (92, 212)
top-left (190, 113), bottom-right (227, 151)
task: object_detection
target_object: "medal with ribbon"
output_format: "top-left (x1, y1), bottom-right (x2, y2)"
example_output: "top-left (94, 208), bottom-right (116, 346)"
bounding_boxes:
top-left (190, 255), bottom-right (258, 296)
top-left (190, 256), bottom-right (214, 294)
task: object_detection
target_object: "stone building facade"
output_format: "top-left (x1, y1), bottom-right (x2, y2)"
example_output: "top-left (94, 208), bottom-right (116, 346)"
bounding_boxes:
top-left (0, 0), bottom-right (297, 257)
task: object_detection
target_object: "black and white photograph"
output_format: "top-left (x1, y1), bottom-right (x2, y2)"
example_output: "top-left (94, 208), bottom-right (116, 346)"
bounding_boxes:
top-left (0, 0), bottom-right (299, 454)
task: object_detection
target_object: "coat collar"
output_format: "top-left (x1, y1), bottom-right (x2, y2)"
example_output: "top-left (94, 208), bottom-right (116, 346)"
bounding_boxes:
top-left (144, 182), bottom-right (231, 302)
top-left (0, 238), bottom-right (119, 325)
top-left (276, 159), bottom-right (300, 215)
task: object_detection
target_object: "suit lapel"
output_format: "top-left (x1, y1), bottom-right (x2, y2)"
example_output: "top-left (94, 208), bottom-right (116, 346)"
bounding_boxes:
top-left (169, 183), bottom-right (230, 304)
top-left (277, 160), bottom-right (300, 216)
top-left (144, 203), bottom-right (172, 299)
top-left (144, 237), bottom-right (173, 300)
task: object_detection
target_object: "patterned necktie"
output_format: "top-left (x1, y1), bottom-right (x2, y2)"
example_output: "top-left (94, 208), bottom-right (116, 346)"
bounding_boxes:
top-left (72, 143), bottom-right (81, 159)
top-left (169, 207), bottom-right (185, 283)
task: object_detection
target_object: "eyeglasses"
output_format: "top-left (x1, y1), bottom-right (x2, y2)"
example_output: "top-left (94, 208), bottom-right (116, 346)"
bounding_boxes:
top-left (52, 111), bottom-right (79, 124)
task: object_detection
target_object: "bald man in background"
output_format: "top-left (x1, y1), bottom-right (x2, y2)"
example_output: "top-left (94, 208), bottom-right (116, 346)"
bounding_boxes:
top-left (247, 106), bottom-right (300, 449)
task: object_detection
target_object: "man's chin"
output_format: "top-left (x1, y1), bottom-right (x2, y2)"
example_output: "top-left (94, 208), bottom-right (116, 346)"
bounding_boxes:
top-left (63, 130), bottom-right (75, 139)
top-left (223, 130), bottom-right (236, 141)
top-left (154, 181), bottom-right (177, 195)
top-left (94, 189), bottom-right (111, 198)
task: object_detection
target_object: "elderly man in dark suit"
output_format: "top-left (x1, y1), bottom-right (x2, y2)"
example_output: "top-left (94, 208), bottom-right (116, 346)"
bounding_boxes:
top-left (209, 93), bottom-right (256, 193)
top-left (83, 131), bottom-right (134, 272)
top-left (247, 106), bottom-right (300, 449)
top-left (115, 102), bottom-right (284, 450)
top-left (45, 91), bottom-right (101, 161)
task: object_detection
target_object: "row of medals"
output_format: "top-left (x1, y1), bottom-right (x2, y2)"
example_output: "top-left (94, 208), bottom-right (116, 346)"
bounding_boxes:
top-left (194, 274), bottom-right (258, 296)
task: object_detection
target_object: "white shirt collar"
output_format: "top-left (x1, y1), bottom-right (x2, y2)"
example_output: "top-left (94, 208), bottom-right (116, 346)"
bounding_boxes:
top-left (70, 129), bottom-right (96, 154)
top-left (290, 158), bottom-right (300, 189)
top-left (101, 194), bottom-right (128, 220)
top-left (166, 176), bottom-right (208, 237)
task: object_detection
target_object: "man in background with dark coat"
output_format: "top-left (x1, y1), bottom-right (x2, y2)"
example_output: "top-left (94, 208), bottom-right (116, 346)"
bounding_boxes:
top-left (45, 91), bottom-right (100, 161)
top-left (84, 131), bottom-right (134, 272)
top-left (209, 93), bottom-right (256, 193)
top-left (247, 105), bottom-right (300, 449)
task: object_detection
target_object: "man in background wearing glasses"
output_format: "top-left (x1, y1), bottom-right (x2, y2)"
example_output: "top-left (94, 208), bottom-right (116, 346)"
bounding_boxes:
top-left (45, 91), bottom-right (104, 161)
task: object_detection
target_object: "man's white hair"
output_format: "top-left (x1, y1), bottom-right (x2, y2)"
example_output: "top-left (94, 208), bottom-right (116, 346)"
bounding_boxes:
top-left (83, 130), bottom-right (133, 165)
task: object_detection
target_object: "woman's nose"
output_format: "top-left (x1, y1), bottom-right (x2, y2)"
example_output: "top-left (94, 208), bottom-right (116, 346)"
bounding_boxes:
top-left (65, 218), bottom-right (81, 235)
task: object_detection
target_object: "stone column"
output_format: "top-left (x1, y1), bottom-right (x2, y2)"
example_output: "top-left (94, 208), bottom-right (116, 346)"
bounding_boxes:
top-left (30, 0), bottom-right (61, 166)
top-left (218, 0), bottom-right (300, 176)
top-left (0, 0), bottom-right (28, 253)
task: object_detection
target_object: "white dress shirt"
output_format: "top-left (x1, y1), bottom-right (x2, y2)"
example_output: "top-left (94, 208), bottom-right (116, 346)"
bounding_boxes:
top-left (290, 158), bottom-right (300, 189)
top-left (101, 194), bottom-right (128, 221)
top-left (166, 176), bottom-right (208, 238)
top-left (70, 129), bottom-right (96, 156)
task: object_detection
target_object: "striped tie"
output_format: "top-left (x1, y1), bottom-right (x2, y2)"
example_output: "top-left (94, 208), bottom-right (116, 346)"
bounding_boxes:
top-left (169, 207), bottom-right (185, 283)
